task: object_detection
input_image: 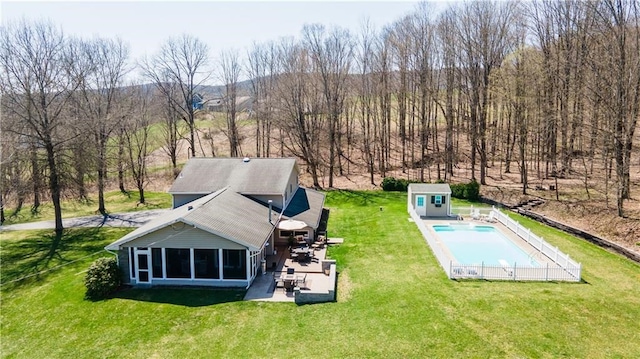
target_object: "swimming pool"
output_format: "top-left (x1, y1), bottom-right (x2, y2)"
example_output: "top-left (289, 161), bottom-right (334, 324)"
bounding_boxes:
top-left (432, 224), bottom-right (540, 267)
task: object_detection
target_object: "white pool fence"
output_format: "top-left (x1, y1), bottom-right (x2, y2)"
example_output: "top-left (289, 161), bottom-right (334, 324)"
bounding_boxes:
top-left (410, 206), bottom-right (582, 282)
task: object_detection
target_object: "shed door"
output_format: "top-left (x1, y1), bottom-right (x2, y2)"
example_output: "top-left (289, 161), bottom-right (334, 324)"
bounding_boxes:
top-left (134, 248), bottom-right (151, 284)
top-left (415, 195), bottom-right (427, 216)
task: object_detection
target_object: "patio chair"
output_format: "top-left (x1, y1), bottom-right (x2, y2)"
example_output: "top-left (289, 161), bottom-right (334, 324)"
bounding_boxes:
top-left (275, 277), bottom-right (285, 293)
top-left (284, 280), bottom-right (294, 292)
top-left (296, 274), bottom-right (307, 288)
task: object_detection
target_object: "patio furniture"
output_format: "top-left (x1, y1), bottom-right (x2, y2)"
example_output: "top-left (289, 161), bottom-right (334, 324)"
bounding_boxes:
top-left (278, 272), bottom-right (297, 292)
top-left (284, 279), bottom-right (294, 292)
top-left (484, 211), bottom-right (497, 223)
top-left (274, 277), bottom-right (285, 293)
top-left (295, 274), bottom-right (307, 288)
top-left (296, 252), bottom-right (308, 262)
top-left (287, 267), bottom-right (295, 275)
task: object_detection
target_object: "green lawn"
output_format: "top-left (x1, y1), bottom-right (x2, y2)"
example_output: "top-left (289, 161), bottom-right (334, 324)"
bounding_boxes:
top-left (1, 191), bottom-right (639, 358)
top-left (2, 190), bottom-right (172, 226)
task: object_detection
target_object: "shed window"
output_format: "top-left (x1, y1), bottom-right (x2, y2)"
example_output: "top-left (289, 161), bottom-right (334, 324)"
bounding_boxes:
top-left (417, 197), bottom-right (425, 206)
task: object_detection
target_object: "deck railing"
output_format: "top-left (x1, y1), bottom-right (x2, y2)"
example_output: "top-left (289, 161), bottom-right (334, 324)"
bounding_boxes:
top-left (412, 207), bottom-right (582, 282)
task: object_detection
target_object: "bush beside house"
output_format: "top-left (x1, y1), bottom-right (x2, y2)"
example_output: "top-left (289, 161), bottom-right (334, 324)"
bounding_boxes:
top-left (84, 257), bottom-right (121, 300)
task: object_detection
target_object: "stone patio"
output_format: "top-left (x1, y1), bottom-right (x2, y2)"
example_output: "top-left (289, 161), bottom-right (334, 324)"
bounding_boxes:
top-left (244, 243), bottom-right (338, 303)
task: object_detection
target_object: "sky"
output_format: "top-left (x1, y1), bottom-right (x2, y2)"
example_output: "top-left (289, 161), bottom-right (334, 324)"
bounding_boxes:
top-left (1, 1), bottom-right (425, 82)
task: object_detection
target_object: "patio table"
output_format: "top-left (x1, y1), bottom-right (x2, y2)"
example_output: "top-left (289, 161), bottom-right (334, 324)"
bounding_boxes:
top-left (291, 247), bottom-right (310, 254)
top-left (278, 274), bottom-right (297, 291)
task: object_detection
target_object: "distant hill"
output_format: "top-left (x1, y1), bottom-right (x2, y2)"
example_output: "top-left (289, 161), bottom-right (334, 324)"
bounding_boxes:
top-left (195, 79), bottom-right (253, 98)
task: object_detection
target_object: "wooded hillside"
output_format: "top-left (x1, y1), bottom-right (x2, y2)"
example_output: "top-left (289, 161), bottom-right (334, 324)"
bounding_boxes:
top-left (1, 1), bottom-right (639, 253)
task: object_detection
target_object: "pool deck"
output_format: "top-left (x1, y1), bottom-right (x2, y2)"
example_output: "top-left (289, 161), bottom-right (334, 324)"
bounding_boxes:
top-left (421, 217), bottom-right (558, 268)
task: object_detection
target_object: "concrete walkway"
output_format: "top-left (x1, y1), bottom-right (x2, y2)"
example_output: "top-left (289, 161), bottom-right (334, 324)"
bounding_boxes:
top-left (0, 209), bottom-right (169, 232)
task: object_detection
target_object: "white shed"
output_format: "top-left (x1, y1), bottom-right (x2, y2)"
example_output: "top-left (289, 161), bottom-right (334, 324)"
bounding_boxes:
top-left (407, 183), bottom-right (452, 218)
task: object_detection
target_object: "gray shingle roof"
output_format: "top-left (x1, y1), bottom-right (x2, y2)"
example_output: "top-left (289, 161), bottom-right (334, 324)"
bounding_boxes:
top-left (169, 157), bottom-right (297, 195)
top-left (105, 187), bottom-right (276, 251)
top-left (282, 188), bottom-right (325, 228)
top-left (408, 183), bottom-right (452, 194)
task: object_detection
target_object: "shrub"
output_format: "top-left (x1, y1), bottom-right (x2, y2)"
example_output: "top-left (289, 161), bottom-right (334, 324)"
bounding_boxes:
top-left (464, 179), bottom-right (480, 201)
top-left (381, 177), bottom-right (416, 192)
top-left (450, 183), bottom-right (465, 199)
top-left (84, 257), bottom-right (121, 300)
top-left (381, 177), bottom-right (396, 191)
top-left (450, 180), bottom-right (481, 201)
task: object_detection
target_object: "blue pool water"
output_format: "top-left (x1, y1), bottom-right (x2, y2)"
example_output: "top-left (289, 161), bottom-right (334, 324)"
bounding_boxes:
top-left (432, 224), bottom-right (540, 267)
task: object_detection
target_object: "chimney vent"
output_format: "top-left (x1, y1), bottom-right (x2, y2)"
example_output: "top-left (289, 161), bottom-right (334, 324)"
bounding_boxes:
top-left (243, 157), bottom-right (250, 163)
top-left (268, 200), bottom-right (273, 223)
top-left (188, 205), bottom-right (193, 211)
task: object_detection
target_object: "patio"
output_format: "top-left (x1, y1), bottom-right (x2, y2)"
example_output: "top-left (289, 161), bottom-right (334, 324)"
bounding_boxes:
top-left (244, 240), bottom-right (339, 303)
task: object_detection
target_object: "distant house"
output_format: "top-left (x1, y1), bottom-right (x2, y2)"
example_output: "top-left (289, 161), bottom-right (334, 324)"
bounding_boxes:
top-left (407, 183), bottom-right (452, 218)
top-left (206, 96), bottom-right (253, 113)
top-left (105, 157), bottom-right (325, 288)
top-left (192, 93), bottom-right (204, 110)
top-left (206, 97), bottom-right (223, 112)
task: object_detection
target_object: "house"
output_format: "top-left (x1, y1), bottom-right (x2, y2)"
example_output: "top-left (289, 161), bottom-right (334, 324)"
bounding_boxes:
top-left (206, 96), bottom-right (253, 113)
top-left (407, 183), bottom-right (452, 218)
top-left (105, 157), bottom-right (326, 288)
top-left (192, 93), bottom-right (204, 110)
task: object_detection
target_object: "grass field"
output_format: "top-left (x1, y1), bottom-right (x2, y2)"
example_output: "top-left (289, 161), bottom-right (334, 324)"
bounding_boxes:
top-left (1, 191), bottom-right (639, 358)
top-left (2, 190), bottom-right (172, 226)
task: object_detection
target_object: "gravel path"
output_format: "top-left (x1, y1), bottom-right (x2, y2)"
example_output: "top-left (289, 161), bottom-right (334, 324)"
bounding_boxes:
top-left (0, 209), bottom-right (169, 232)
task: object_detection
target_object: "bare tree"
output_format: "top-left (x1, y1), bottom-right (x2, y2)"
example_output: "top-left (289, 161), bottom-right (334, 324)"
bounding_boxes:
top-left (73, 36), bottom-right (129, 215)
top-left (141, 34), bottom-right (210, 158)
top-left (247, 41), bottom-right (279, 157)
top-left (589, 0), bottom-right (640, 216)
top-left (355, 18), bottom-right (378, 185)
top-left (122, 84), bottom-right (152, 204)
top-left (274, 38), bottom-right (323, 188)
top-left (0, 19), bottom-right (82, 239)
top-left (303, 24), bottom-right (354, 188)
top-left (452, 1), bottom-right (519, 185)
top-left (437, 8), bottom-right (459, 181)
top-left (219, 48), bottom-right (242, 157)
top-left (157, 77), bottom-right (186, 175)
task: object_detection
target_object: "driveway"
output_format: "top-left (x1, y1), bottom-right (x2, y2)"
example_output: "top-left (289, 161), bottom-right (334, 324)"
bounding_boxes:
top-left (0, 209), bottom-right (169, 232)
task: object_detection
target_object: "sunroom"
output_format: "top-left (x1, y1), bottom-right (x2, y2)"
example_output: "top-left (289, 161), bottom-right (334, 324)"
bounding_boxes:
top-left (105, 188), bottom-right (277, 288)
